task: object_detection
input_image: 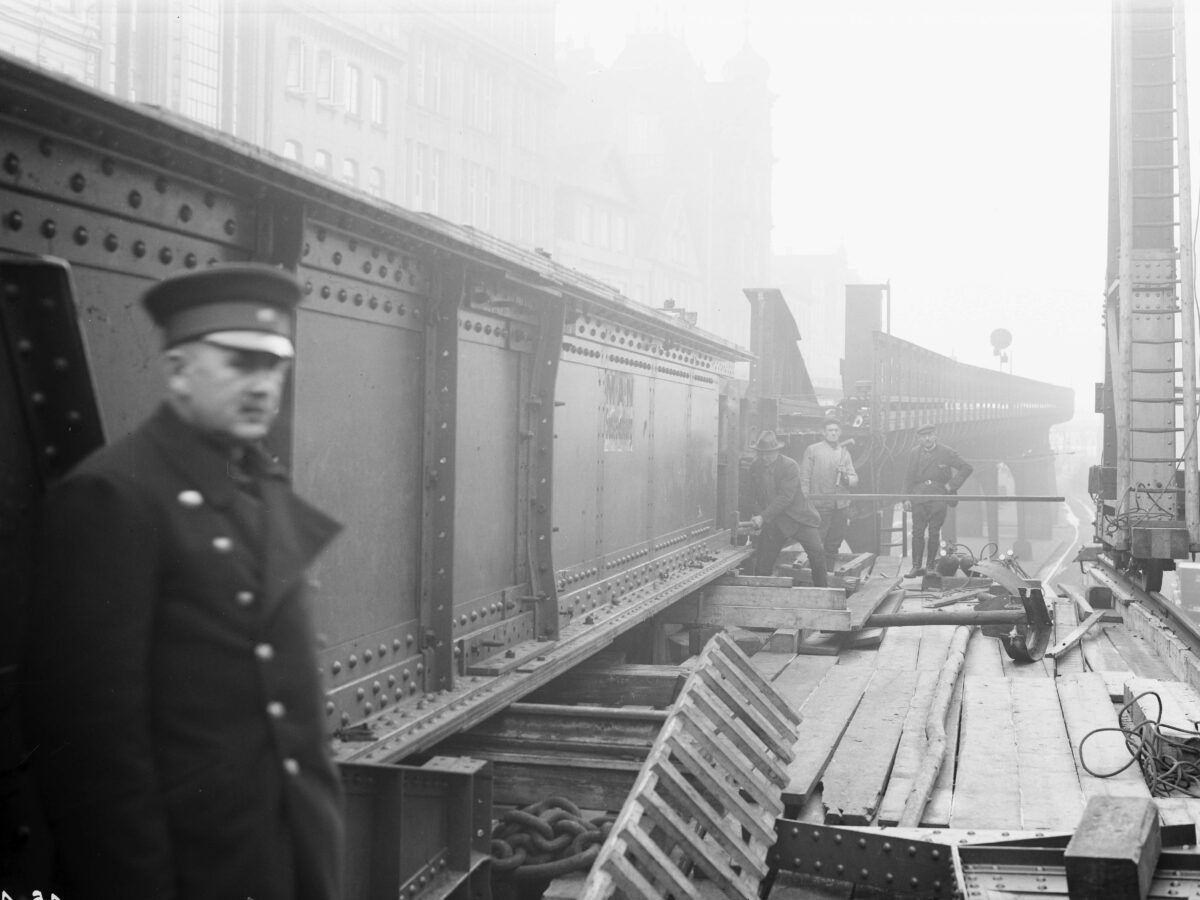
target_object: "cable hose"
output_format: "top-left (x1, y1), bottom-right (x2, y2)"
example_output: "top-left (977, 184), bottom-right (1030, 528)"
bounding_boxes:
top-left (1078, 691), bottom-right (1200, 797)
top-left (490, 796), bottom-right (609, 882)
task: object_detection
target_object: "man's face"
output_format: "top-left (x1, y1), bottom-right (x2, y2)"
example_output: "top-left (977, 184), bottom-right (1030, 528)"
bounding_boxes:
top-left (166, 341), bottom-right (291, 443)
top-left (759, 449), bottom-right (780, 465)
top-left (823, 423), bottom-right (841, 446)
top-left (919, 431), bottom-right (937, 450)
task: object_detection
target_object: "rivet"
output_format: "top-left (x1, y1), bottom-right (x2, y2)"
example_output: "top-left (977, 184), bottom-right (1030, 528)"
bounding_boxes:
top-left (6, 210), bottom-right (23, 230)
top-left (104, 233), bottom-right (118, 252)
top-left (179, 204), bottom-right (192, 222)
top-left (333, 251), bottom-right (343, 265)
top-left (203, 190), bottom-right (216, 208)
top-left (337, 289), bottom-right (347, 303)
top-left (2, 153), bottom-right (19, 175)
top-left (368, 296), bottom-right (378, 309)
top-left (372, 680), bottom-right (381, 694)
top-left (331, 661), bottom-right (341, 674)
top-left (397, 305), bottom-right (405, 315)
top-left (362, 261), bottom-right (372, 273)
top-left (348, 654), bottom-right (358, 668)
top-left (353, 293), bottom-right (363, 306)
top-left (128, 189), bottom-right (142, 208)
top-left (379, 644), bottom-right (387, 656)
top-left (316, 228), bottom-right (326, 241)
top-left (69, 173), bottom-right (86, 192)
top-left (223, 219), bottom-right (236, 236)
top-left (73, 226), bottom-right (88, 246)
top-left (392, 639), bottom-right (401, 650)
top-left (325, 701), bottom-right (334, 715)
top-left (154, 176), bottom-right (168, 193)
top-left (402, 668), bottom-right (410, 680)
top-left (133, 240), bottom-right (146, 257)
top-left (340, 712), bottom-right (350, 726)
top-left (356, 688), bottom-right (364, 700)
top-left (320, 285), bottom-right (331, 299)
top-left (363, 649), bottom-right (373, 662)
top-left (159, 247), bottom-right (173, 264)
top-left (40, 219), bottom-right (56, 239)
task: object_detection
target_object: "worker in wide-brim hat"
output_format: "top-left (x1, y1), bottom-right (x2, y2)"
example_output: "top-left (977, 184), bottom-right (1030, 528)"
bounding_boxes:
top-left (903, 423), bottom-right (973, 579)
top-left (22, 263), bottom-right (346, 899)
top-left (745, 430), bottom-right (828, 586)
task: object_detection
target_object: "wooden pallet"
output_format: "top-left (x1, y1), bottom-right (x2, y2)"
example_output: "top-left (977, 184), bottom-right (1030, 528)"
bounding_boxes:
top-left (579, 631), bottom-right (800, 899)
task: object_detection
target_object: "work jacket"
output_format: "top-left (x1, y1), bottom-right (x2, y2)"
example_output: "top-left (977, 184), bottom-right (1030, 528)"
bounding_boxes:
top-left (799, 441), bottom-right (857, 510)
top-left (904, 442), bottom-right (973, 505)
top-left (748, 452), bottom-right (821, 535)
top-left (22, 404), bottom-right (344, 900)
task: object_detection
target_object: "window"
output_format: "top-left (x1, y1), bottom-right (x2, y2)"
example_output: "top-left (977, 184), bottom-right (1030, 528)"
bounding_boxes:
top-left (282, 139), bottom-right (302, 161)
top-left (316, 50), bottom-right (332, 101)
top-left (341, 158), bottom-right (358, 187)
top-left (345, 65), bottom-right (361, 116)
top-left (285, 38), bottom-right (307, 91)
top-left (481, 168), bottom-right (493, 230)
top-left (612, 214), bottom-right (627, 252)
top-left (368, 167), bottom-right (385, 198)
top-left (597, 209), bottom-right (610, 249)
top-left (411, 144), bottom-right (427, 211)
top-left (430, 150), bottom-right (443, 214)
top-left (181, 0), bottom-right (221, 127)
top-left (463, 162), bottom-right (477, 224)
top-left (413, 37), bottom-right (443, 111)
top-left (313, 149), bottom-right (332, 175)
top-left (370, 76), bottom-right (386, 126)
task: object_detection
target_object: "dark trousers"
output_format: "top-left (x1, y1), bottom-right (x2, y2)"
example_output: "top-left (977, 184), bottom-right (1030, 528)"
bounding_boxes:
top-left (817, 506), bottom-right (849, 558)
top-left (753, 521), bottom-right (828, 587)
top-left (910, 501), bottom-right (948, 568)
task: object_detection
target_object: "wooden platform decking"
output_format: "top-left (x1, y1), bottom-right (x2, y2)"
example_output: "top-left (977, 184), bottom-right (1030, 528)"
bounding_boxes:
top-left (751, 589), bottom-right (1200, 834)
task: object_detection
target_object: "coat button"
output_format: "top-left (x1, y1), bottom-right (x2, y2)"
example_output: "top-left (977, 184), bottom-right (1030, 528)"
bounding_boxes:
top-left (236, 591), bottom-right (255, 606)
top-left (213, 536), bottom-right (233, 552)
top-left (282, 758), bottom-right (300, 776)
top-left (177, 490), bottom-right (204, 507)
top-left (267, 701), bottom-right (286, 719)
top-left (255, 643), bottom-right (274, 661)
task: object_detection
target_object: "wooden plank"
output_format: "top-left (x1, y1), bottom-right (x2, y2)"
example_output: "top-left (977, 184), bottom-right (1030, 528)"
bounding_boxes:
top-left (844, 588), bottom-right (905, 650)
top-left (845, 576), bottom-right (903, 627)
top-left (916, 624), bottom-right (957, 671)
top-left (822, 669), bottom-right (920, 824)
top-left (962, 628), bottom-right (1004, 677)
top-left (873, 615), bottom-right (922, 671)
top-left (703, 584), bottom-right (847, 609)
top-left (1082, 626), bottom-right (1132, 677)
top-left (682, 603), bottom-right (852, 631)
top-left (1154, 797), bottom-right (1200, 828)
top-left (922, 674), bottom-right (965, 827)
top-left (1011, 677), bottom-right (1085, 830)
top-left (877, 670), bottom-right (939, 825)
top-left (771, 655), bottom-right (839, 706)
top-left (1052, 596), bottom-right (1086, 672)
top-left (713, 574), bottom-right (794, 588)
top-left (766, 628), bottom-right (802, 654)
top-left (727, 626), bottom-right (770, 656)
top-left (1064, 796), bottom-right (1161, 900)
top-left (780, 665), bottom-right (871, 810)
top-left (796, 631), bottom-right (848, 656)
top-left (1057, 672), bottom-right (1150, 801)
top-left (952, 676), bottom-right (1021, 828)
top-left (749, 646), bottom-right (797, 682)
top-left (525, 663), bottom-right (685, 707)
top-left (1104, 627), bottom-right (1176, 681)
top-left (871, 555), bottom-right (903, 579)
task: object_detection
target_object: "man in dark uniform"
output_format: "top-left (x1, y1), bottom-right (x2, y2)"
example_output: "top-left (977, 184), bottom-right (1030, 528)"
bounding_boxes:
top-left (903, 424), bottom-right (973, 578)
top-left (21, 264), bottom-right (344, 900)
top-left (747, 431), bottom-right (828, 587)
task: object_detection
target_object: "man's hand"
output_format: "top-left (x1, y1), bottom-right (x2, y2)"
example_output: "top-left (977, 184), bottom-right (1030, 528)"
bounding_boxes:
top-left (751, 515), bottom-right (764, 530)
top-left (847, 473), bottom-right (859, 488)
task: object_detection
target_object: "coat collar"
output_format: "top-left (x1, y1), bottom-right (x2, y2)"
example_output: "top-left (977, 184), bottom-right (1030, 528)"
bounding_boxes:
top-left (144, 405), bottom-right (341, 607)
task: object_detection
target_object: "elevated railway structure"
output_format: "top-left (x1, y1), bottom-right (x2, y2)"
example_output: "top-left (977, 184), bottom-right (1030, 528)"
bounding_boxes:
top-left (745, 285), bottom-right (1074, 556)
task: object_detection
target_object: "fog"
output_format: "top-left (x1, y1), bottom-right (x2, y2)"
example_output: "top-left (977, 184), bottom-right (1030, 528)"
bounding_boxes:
top-left (560, 0), bottom-right (1198, 431)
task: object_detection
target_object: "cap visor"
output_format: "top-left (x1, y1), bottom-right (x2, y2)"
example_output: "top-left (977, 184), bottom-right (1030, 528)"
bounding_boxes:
top-left (203, 330), bottom-right (295, 358)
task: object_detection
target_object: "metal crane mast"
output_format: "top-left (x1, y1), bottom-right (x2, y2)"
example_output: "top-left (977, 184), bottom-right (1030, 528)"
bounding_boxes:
top-left (1096, 0), bottom-right (1198, 590)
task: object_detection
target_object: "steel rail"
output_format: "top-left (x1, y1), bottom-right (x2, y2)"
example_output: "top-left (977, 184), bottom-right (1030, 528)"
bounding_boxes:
top-left (1084, 558), bottom-right (1200, 658)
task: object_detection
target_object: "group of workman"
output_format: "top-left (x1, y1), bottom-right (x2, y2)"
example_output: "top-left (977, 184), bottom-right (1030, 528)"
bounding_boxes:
top-left (746, 418), bottom-right (974, 582)
top-left (13, 261), bottom-right (975, 899)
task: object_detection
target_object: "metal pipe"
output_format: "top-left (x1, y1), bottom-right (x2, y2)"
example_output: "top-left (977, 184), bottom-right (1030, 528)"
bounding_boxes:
top-left (1116, 0), bottom-right (1135, 530)
top-left (864, 610), bottom-right (1024, 628)
top-left (806, 493), bottom-right (1064, 503)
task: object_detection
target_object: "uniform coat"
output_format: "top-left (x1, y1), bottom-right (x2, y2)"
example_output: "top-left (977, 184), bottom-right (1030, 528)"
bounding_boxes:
top-left (904, 440), bottom-right (973, 569)
top-left (22, 404), bottom-right (344, 900)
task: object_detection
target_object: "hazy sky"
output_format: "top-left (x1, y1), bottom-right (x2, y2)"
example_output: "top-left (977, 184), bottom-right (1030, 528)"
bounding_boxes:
top-left (557, 0), bottom-right (1200, 417)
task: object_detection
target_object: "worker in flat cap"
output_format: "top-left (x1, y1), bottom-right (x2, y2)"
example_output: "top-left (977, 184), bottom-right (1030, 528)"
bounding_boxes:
top-left (22, 263), bottom-right (345, 900)
top-left (903, 423), bottom-right (973, 578)
top-left (746, 430), bottom-right (828, 586)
